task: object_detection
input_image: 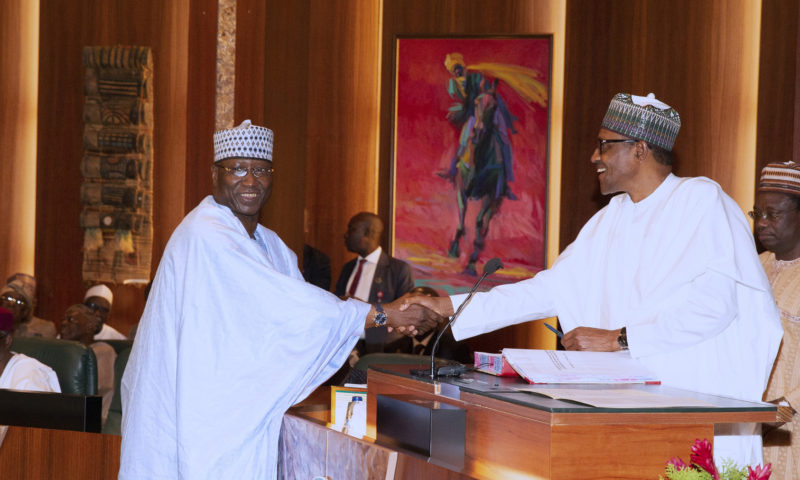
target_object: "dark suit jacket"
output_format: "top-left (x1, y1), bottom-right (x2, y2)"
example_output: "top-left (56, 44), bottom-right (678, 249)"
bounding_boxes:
top-left (302, 244), bottom-right (331, 291)
top-left (335, 251), bottom-right (414, 353)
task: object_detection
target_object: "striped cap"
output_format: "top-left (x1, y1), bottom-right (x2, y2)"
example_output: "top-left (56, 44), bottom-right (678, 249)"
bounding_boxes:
top-left (213, 119), bottom-right (274, 163)
top-left (759, 161), bottom-right (800, 196)
top-left (601, 93), bottom-right (681, 151)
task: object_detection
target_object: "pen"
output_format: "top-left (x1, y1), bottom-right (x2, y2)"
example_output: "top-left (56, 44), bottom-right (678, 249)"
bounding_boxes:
top-left (544, 322), bottom-right (563, 338)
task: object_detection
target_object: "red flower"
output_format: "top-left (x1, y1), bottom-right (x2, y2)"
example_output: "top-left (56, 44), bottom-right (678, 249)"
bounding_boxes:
top-left (667, 457), bottom-right (688, 470)
top-left (747, 463), bottom-right (771, 480)
top-left (689, 439), bottom-right (719, 480)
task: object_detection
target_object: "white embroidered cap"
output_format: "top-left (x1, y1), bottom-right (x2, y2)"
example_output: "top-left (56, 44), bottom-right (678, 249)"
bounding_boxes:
top-left (84, 284), bottom-right (113, 304)
top-left (213, 119), bottom-right (274, 163)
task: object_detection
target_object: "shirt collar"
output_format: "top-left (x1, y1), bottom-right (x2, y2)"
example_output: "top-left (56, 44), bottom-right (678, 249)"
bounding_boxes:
top-left (360, 246), bottom-right (382, 264)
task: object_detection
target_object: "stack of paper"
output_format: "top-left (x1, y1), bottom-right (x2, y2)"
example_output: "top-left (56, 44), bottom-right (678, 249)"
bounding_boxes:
top-left (502, 349), bottom-right (660, 384)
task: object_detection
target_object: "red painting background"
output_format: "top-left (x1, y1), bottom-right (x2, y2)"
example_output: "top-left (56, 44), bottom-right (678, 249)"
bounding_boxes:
top-left (392, 37), bottom-right (551, 294)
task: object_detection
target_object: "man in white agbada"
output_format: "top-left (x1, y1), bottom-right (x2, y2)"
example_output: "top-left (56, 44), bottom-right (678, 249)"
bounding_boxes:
top-left (119, 120), bottom-right (436, 479)
top-left (0, 307), bottom-right (61, 448)
top-left (406, 93), bottom-right (783, 467)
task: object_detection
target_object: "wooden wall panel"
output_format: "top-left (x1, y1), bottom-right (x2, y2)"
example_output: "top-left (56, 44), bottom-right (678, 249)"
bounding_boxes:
top-left (34, 0), bottom-right (212, 334)
top-left (756, 0), bottom-right (800, 177)
top-left (561, 0), bottom-right (762, 249)
top-left (184, 0), bottom-right (219, 225)
top-left (0, 0), bottom-right (38, 280)
top-left (236, 0), bottom-right (311, 262)
top-left (305, 1), bottom-right (383, 282)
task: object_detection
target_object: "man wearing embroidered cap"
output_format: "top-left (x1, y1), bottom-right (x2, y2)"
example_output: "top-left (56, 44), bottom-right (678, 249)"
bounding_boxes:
top-left (83, 284), bottom-right (127, 340)
top-left (754, 161), bottom-right (800, 477)
top-left (120, 120), bottom-right (438, 479)
top-left (405, 92), bottom-right (782, 466)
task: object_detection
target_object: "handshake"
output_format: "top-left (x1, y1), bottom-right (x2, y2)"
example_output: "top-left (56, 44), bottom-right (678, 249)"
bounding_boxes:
top-left (376, 292), bottom-right (456, 337)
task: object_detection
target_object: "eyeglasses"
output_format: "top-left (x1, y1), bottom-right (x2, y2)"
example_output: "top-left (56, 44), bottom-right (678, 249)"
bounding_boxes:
top-left (216, 165), bottom-right (274, 178)
top-left (596, 138), bottom-right (637, 155)
top-left (85, 302), bottom-right (110, 315)
top-left (0, 294), bottom-right (27, 307)
top-left (748, 209), bottom-right (789, 222)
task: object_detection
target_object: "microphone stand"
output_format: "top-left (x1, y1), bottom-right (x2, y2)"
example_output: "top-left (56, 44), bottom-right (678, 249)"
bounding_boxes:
top-left (426, 258), bottom-right (503, 379)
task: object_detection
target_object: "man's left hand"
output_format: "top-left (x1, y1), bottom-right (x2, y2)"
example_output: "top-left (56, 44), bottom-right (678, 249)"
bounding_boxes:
top-left (561, 326), bottom-right (621, 352)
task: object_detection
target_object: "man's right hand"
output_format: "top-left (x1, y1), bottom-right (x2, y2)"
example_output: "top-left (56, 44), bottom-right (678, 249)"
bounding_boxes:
top-left (382, 295), bottom-right (445, 337)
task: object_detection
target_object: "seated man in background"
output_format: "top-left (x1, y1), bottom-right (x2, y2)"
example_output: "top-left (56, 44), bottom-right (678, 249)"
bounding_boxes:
top-left (83, 284), bottom-right (127, 340)
top-left (0, 273), bottom-right (56, 338)
top-left (404, 92), bottom-right (783, 466)
top-left (335, 212), bottom-right (415, 354)
top-left (0, 306), bottom-right (61, 447)
top-left (754, 161), bottom-right (800, 477)
top-left (60, 303), bottom-right (116, 425)
top-left (302, 244), bottom-right (332, 290)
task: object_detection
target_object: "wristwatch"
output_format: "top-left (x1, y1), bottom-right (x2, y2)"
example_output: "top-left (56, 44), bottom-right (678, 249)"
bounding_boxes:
top-left (617, 326), bottom-right (628, 350)
top-left (373, 303), bottom-right (387, 327)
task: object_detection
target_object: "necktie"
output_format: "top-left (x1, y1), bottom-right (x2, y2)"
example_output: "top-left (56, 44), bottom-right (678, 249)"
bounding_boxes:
top-left (347, 259), bottom-right (367, 297)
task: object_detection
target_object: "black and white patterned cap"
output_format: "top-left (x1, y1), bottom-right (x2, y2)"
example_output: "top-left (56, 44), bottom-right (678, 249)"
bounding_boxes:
top-left (213, 119), bottom-right (274, 163)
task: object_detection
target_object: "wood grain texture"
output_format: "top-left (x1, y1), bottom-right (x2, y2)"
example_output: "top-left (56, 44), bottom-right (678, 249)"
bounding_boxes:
top-left (756, 0), bottom-right (800, 180)
top-left (0, 427), bottom-right (121, 479)
top-left (34, 0), bottom-right (207, 332)
top-left (236, 0), bottom-right (311, 261)
top-left (0, 0), bottom-right (38, 280)
top-left (305, 0), bottom-right (383, 282)
top-left (549, 423), bottom-right (711, 479)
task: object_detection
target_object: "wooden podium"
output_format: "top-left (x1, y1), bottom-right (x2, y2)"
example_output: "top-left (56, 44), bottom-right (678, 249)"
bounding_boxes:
top-left (366, 364), bottom-right (777, 480)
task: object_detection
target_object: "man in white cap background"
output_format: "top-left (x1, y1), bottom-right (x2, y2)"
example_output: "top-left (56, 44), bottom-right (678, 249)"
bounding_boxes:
top-left (754, 161), bottom-right (800, 477)
top-left (406, 93), bottom-right (783, 466)
top-left (119, 120), bottom-right (438, 479)
top-left (83, 284), bottom-right (127, 340)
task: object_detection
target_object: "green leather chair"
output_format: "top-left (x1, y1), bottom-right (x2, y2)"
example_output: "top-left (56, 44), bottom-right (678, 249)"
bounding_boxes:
top-left (10, 336), bottom-right (98, 396)
top-left (102, 346), bottom-right (131, 435)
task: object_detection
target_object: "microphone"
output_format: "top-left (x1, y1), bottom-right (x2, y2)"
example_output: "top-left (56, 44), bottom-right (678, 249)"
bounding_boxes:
top-left (422, 258), bottom-right (503, 379)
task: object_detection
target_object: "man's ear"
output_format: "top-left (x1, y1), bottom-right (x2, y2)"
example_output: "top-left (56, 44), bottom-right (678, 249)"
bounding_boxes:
top-left (3, 333), bottom-right (13, 349)
top-left (635, 141), bottom-right (649, 160)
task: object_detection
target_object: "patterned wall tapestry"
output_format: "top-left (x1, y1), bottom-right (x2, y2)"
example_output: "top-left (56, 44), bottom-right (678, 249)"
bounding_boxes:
top-left (81, 46), bottom-right (153, 285)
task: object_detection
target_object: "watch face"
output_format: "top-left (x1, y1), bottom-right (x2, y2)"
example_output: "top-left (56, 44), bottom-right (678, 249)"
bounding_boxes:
top-left (374, 311), bottom-right (387, 327)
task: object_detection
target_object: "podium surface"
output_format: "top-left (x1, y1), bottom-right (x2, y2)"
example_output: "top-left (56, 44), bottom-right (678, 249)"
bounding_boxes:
top-left (366, 363), bottom-right (776, 480)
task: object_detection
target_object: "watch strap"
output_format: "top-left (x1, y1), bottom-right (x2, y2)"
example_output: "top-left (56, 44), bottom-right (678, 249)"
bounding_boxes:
top-left (373, 303), bottom-right (387, 327)
top-left (617, 326), bottom-right (628, 350)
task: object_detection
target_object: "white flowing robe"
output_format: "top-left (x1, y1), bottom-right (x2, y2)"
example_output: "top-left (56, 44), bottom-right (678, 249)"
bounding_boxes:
top-left (120, 196), bottom-right (367, 479)
top-left (451, 174), bottom-right (783, 466)
top-left (0, 353), bottom-right (61, 447)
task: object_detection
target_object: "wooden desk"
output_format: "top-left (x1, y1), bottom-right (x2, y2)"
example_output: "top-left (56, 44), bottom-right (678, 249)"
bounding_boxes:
top-left (0, 427), bottom-right (120, 480)
top-left (366, 364), bottom-right (777, 480)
